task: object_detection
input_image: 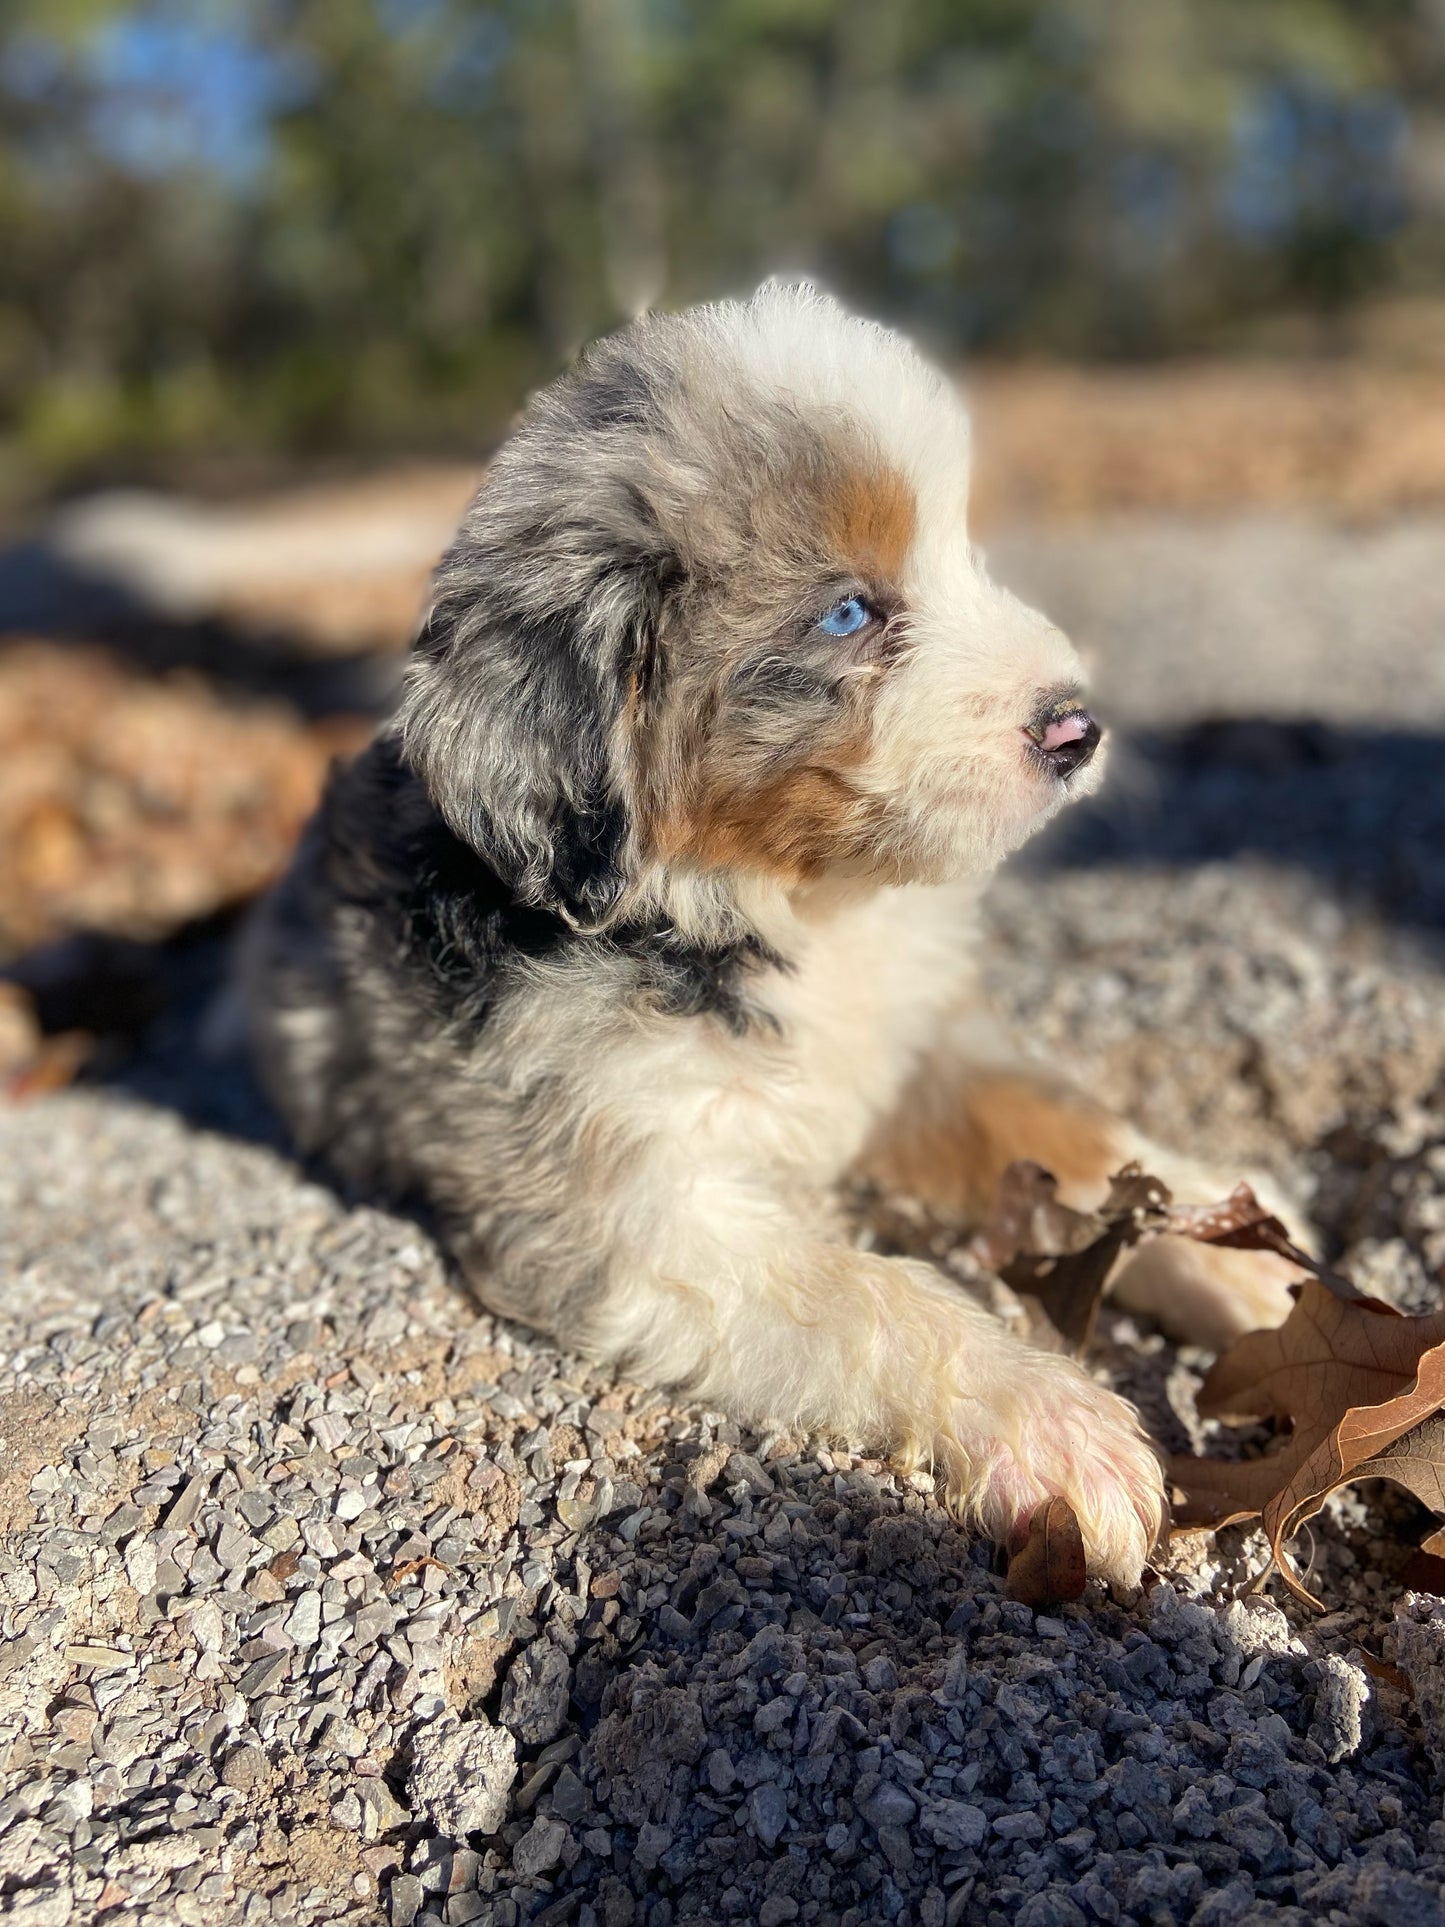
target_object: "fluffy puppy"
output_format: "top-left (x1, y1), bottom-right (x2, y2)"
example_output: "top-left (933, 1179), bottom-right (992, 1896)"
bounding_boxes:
top-left (245, 283), bottom-right (1296, 1586)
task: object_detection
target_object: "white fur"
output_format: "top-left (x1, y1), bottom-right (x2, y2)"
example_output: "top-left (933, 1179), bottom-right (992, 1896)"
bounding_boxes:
top-left (514, 884), bottom-right (1169, 1587)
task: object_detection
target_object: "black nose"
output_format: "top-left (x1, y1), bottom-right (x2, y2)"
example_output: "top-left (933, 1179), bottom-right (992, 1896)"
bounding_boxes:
top-left (1028, 705), bottom-right (1101, 778)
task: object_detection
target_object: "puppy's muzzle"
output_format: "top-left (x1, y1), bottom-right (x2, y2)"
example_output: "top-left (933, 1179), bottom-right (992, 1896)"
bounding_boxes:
top-left (1025, 695), bottom-right (1101, 780)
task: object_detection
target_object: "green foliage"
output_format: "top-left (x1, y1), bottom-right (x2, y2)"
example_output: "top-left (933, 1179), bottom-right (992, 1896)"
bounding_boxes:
top-left (0, 0), bottom-right (1439, 492)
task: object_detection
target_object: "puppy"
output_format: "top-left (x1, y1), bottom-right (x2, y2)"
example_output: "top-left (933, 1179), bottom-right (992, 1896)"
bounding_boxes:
top-left (245, 284), bottom-right (1296, 1586)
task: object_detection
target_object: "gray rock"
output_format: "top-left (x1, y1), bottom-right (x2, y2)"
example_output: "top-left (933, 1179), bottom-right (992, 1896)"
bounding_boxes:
top-left (1309, 1651), bottom-right (1370, 1763)
top-left (1394, 1599), bottom-right (1445, 1771)
top-left (499, 1641), bottom-right (571, 1746)
top-left (1351, 1864), bottom-right (1445, 1927)
top-left (992, 1811), bottom-right (1046, 1842)
top-left (513, 1814), bottom-right (568, 1877)
top-left (748, 1783), bottom-right (788, 1849)
top-left (407, 1716), bottom-right (517, 1838)
top-left (632, 1822), bottom-right (672, 1872)
top-left (862, 1655), bottom-right (898, 1693)
top-left (6, 1886), bottom-right (74, 1927)
top-left (550, 1766), bottom-right (589, 1822)
top-left (1017, 1893), bottom-right (1088, 1927)
top-left (1214, 1801), bottom-right (1288, 1871)
top-left (359, 1779), bottom-right (412, 1838)
top-left (331, 1788), bottom-right (363, 1831)
top-left (877, 1823), bottom-right (915, 1874)
top-left (1187, 1877), bottom-right (1259, 1927)
top-left (921, 1800), bottom-right (987, 1852)
top-left (938, 1648), bottom-right (969, 1704)
top-left (859, 1783), bottom-right (918, 1831)
top-left (758, 1899), bottom-right (799, 1927)
top-left (284, 1589), bottom-right (322, 1646)
top-left (389, 1873), bottom-right (424, 1927)
top-left (1172, 1784), bottom-right (1216, 1840)
top-left (236, 1652), bottom-right (289, 1699)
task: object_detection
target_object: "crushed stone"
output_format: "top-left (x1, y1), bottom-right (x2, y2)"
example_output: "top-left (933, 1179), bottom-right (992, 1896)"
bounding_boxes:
top-left (4, 511), bottom-right (1445, 1923)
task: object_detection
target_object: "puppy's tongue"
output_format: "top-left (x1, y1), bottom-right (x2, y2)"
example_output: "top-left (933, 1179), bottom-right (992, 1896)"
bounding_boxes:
top-left (1038, 712), bottom-right (1089, 754)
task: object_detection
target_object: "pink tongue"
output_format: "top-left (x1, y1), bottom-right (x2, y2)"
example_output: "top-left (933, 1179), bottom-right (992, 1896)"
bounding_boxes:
top-left (1040, 713), bottom-right (1088, 752)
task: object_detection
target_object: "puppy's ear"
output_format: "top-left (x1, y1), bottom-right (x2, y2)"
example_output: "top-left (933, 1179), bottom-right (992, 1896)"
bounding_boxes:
top-left (398, 450), bottom-right (672, 924)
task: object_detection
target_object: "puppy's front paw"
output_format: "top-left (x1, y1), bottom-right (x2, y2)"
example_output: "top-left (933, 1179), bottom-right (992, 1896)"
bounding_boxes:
top-left (940, 1357), bottom-right (1166, 1589)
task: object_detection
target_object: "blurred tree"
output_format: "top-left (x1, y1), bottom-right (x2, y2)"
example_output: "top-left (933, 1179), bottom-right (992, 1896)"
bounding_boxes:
top-left (0, 0), bottom-right (1439, 494)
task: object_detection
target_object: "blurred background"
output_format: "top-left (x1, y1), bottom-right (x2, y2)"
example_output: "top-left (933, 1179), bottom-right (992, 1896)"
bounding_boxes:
top-left (0, 0), bottom-right (1442, 1109)
top-left (3, 0), bottom-right (1444, 487)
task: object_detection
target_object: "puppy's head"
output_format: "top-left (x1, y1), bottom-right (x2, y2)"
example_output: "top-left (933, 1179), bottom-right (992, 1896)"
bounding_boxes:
top-left (402, 284), bottom-right (1099, 928)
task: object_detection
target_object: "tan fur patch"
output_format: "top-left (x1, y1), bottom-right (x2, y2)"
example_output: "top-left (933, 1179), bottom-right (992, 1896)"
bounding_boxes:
top-left (861, 1070), bottom-right (1130, 1226)
top-left (629, 452), bottom-right (917, 887)
top-left (658, 759), bottom-right (878, 883)
top-left (823, 465), bottom-right (916, 578)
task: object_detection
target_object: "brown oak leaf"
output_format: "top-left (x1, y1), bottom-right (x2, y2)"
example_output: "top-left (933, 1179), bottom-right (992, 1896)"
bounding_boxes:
top-left (1351, 1408), bottom-right (1445, 1518)
top-left (974, 1161), bottom-right (1171, 1354)
top-left (1170, 1279), bottom-right (1445, 1607)
top-left (1165, 1183), bottom-right (1359, 1300)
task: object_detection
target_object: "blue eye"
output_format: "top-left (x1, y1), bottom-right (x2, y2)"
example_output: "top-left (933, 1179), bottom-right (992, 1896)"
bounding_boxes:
top-left (817, 595), bottom-right (871, 637)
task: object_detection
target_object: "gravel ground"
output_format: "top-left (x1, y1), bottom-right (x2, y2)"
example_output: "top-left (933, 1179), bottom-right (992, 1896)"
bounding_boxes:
top-left (3, 512), bottom-right (1445, 1927)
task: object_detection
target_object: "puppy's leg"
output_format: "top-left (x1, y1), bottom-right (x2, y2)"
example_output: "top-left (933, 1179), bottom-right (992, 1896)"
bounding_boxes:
top-left (575, 1190), bottom-right (1165, 1588)
top-left (860, 1059), bottom-right (1302, 1348)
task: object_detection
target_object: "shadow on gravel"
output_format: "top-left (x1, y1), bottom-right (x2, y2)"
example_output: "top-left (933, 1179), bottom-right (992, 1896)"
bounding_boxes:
top-left (1025, 719), bottom-right (1445, 938)
top-left (4, 908), bottom-right (281, 1146)
top-left (395, 1435), bottom-right (1440, 1927)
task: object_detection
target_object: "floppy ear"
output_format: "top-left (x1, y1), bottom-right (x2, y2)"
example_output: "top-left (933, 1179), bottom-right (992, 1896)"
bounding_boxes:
top-left (398, 450), bottom-right (674, 925)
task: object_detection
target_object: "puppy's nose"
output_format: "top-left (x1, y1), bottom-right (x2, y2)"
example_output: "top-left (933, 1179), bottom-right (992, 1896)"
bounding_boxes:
top-left (1026, 702), bottom-right (1101, 778)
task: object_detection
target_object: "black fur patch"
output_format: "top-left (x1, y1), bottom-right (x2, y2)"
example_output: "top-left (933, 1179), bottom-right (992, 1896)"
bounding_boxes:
top-left (322, 739), bottom-right (563, 1018)
top-left (625, 926), bottom-right (780, 1037)
top-left (321, 738), bottom-right (772, 1035)
top-left (549, 795), bottom-right (630, 921)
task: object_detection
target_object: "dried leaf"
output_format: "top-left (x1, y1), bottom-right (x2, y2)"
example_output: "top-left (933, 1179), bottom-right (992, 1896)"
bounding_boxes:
top-left (1164, 1449), bottom-right (1285, 1537)
top-left (974, 1161), bottom-right (1170, 1355)
top-left (1166, 1183), bottom-right (1360, 1300)
top-left (975, 1165), bottom-right (1319, 1361)
top-left (1011, 1231), bottom-right (1129, 1356)
top-left (387, 1556), bottom-right (451, 1588)
top-left (1351, 1651), bottom-right (1412, 1695)
top-left (1005, 1497), bottom-right (1088, 1606)
top-left (1103, 1168), bottom-right (1173, 1217)
top-left (1171, 1279), bottom-right (1445, 1607)
top-left (1351, 1410), bottom-right (1445, 1518)
top-left (1399, 1549), bottom-right (1445, 1595)
top-left (5, 1030), bottom-right (92, 1100)
top-left (972, 1161), bottom-right (1111, 1272)
top-left (1194, 1279), bottom-right (1414, 1425)
top-left (976, 1168), bottom-right (1445, 1607)
top-left (0, 640), bottom-right (364, 954)
top-left (1167, 1184), bottom-right (1299, 1251)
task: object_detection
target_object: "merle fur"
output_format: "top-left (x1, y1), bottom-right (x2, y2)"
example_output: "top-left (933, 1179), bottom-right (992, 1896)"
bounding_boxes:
top-left (246, 297), bottom-right (865, 1312)
top-left (249, 736), bottom-right (773, 1191)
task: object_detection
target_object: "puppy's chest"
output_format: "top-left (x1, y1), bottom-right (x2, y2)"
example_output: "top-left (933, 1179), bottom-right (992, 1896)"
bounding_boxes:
top-left (743, 887), bottom-right (976, 1158)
